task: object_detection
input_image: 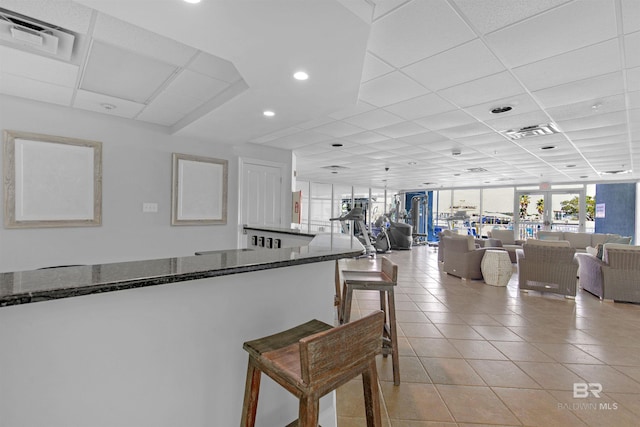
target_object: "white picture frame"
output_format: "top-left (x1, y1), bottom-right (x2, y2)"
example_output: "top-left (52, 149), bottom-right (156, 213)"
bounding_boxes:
top-left (3, 130), bottom-right (102, 228)
top-left (171, 153), bottom-right (228, 225)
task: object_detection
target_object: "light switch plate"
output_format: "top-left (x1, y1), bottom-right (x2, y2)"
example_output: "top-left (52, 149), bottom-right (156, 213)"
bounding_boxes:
top-left (142, 202), bottom-right (158, 213)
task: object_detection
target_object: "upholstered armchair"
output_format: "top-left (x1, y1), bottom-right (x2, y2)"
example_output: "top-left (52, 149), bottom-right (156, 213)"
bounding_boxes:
top-left (577, 243), bottom-right (640, 303)
top-left (516, 239), bottom-right (578, 297)
top-left (442, 235), bottom-right (494, 280)
top-left (487, 229), bottom-right (523, 263)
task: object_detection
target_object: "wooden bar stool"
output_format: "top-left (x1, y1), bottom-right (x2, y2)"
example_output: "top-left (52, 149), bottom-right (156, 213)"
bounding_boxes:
top-left (340, 257), bottom-right (400, 385)
top-left (240, 310), bottom-right (385, 427)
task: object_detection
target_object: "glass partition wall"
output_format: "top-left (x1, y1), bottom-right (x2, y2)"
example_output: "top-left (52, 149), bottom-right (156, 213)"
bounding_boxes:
top-left (295, 181), bottom-right (597, 243)
top-left (294, 181), bottom-right (396, 238)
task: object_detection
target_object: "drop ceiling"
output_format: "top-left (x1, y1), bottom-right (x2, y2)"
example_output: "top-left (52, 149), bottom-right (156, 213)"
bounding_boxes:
top-left (0, 0), bottom-right (638, 191)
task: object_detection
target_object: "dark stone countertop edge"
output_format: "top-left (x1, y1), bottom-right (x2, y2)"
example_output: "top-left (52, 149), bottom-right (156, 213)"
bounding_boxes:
top-left (0, 250), bottom-right (361, 308)
top-left (243, 225), bottom-right (316, 237)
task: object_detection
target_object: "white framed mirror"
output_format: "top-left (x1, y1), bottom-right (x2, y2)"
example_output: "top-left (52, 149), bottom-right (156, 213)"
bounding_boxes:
top-left (171, 153), bottom-right (228, 225)
top-left (3, 130), bottom-right (102, 228)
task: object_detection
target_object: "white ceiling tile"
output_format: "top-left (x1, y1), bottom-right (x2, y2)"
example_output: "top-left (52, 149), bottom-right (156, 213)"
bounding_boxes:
top-left (435, 122), bottom-right (493, 139)
top-left (513, 39), bottom-right (622, 91)
top-left (485, 110), bottom-right (551, 132)
top-left (188, 52), bottom-right (242, 83)
top-left (311, 120), bottom-right (365, 137)
top-left (342, 108), bottom-right (404, 130)
top-left (625, 31), bottom-right (640, 68)
top-left (371, 0), bottom-right (410, 20)
top-left (374, 121), bottom-right (427, 138)
top-left (557, 111), bottom-right (628, 132)
top-left (414, 109), bottom-right (475, 130)
top-left (438, 71), bottom-right (525, 107)
top-left (452, 0), bottom-right (571, 34)
top-left (398, 131), bottom-right (447, 145)
top-left (341, 131), bottom-right (389, 144)
top-left (92, 13), bottom-right (197, 67)
top-left (565, 123), bottom-right (628, 140)
top-left (463, 93), bottom-right (541, 121)
top-left (622, 0), bottom-right (640, 33)
top-left (249, 127), bottom-right (303, 144)
top-left (361, 52), bottom-right (394, 83)
top-left (383, 93), bottom-right (457, 120)
top-left (533, 72), bottom-right (625, 108)
top-left (367, 0), bottom-right (476, 68)
top-left (81, 41), bottom-right (178, 103)
top-left (484, 0), bottom-right (618, 67)
top-left (0, 45), bottom-right (78, 87)
top-left (329, 101), bottom-right (377, 120)
top-left (546, 94), bottom-right (627, 122)
top-left (403, 39), bottom-right (506, 91)
top-left (161, 70), bottom-right (229, 103)
top-left (74, 89), bottom-right (145, 119)
top-left (265, 130), bottom-right (332, 150)
top-left (296, 116), bottom-right (336, 130)
top-left (0, 73), bottom-right (73, 106)
top-left (627, 66), bottom-right (640, 92)
top-left (358, 71), bottom-right (429, 107)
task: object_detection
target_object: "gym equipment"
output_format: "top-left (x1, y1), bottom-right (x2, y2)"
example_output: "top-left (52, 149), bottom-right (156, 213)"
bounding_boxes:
top-left (330, 207), bottom-right (376, 256)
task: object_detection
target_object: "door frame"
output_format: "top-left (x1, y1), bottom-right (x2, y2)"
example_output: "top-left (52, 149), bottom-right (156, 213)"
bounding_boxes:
top-left (237, 157), bottom-right (289, 246)
top-left (514, 188), bottom-right (586, 238)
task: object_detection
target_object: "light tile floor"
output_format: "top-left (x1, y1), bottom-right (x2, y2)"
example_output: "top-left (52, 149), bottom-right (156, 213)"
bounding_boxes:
top-left (336, 246), bottom-right (640, 427)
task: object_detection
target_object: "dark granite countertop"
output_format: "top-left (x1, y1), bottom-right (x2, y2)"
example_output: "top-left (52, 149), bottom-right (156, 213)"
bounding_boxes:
top-left (243, 225), bottom-right (316, 237)
top-left (0, 246), bottom-right (361, 307)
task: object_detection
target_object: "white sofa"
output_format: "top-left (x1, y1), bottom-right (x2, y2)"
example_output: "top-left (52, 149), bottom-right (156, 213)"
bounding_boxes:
top-left (536, 231), bottom-right (631, 253)
top-left (486, 229), bottom-right (524, 263)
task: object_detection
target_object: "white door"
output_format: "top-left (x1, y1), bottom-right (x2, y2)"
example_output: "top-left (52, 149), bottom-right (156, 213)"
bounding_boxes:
top-left (241, 161), bottom-right (284, 227)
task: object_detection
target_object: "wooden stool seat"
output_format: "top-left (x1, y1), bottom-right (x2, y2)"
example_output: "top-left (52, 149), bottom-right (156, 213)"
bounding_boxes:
top-left (339, 257), bottom-right (401, 385)
top-left (240, 311), bottom-right (385, 427)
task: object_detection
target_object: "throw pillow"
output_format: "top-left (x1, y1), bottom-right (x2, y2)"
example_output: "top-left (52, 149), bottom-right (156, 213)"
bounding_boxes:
top-left (539, 235), bottom-right (560, 241)
top-left (605, 236), bottom-right (632, 245)
top-left (596, 244), bottom-right (604, 260)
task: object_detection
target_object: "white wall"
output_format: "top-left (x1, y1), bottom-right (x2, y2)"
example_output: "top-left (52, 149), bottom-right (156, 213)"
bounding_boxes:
top-left (0, 96), bottom-right (292, 272)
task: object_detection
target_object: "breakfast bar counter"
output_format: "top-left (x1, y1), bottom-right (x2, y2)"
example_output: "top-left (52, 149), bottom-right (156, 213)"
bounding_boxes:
top-left (0, 246), bottom-right (360, 427)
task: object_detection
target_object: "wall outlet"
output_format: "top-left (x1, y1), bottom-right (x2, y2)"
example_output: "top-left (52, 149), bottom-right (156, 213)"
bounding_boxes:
top-left (142, 202), bottom-right (158, 213)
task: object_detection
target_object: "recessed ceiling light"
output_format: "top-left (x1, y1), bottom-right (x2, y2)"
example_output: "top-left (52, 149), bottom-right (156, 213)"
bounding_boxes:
top-left (580, 175), bottom-right (589, 179)
top-left (566, 164), bottom-right (576, 168)
top-left (293, 71), bottom-right (309, 81)
top-left (263, 110), bottom-right (275, 117)
top-left (408, 161), bottom-right (417, 165)
top-left (491, 105), bottom-right (512, 114)
top-left (331, 143), bottom-right (343, 147)
top-left (100, 103), bottom-right (116, 110)
top-left (540, 145), bottom-right (556, 150)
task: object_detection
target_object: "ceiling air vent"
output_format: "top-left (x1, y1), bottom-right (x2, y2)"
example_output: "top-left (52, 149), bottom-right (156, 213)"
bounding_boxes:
top-left (600, 169), bottom-right (631, 175)
top-left (502, 123), bottom-right (559, 140)
top-left (0, 8), bottom-right (76, 61)
top-left (466, 167), bottom-right (488, 173)
top-left (322, 165), bottom-right (349, 170)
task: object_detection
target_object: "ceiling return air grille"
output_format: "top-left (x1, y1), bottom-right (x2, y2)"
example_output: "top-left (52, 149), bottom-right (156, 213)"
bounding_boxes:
top-left (502, 123), bottom-right (560, 140)
top-left (0, 8), bottom-right (76, 61)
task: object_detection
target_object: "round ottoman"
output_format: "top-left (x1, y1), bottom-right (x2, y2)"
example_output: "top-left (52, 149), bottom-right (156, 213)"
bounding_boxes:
top-left (481, 250), bottom-right (513, 286)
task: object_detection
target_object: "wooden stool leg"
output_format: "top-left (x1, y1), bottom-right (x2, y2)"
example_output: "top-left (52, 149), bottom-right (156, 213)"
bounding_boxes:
top-left (240, 358), bottom-right (261, 427)
top-left (298, 395), bottom-right (320, 427)
top-left (343, 284), bottom-right (354, 323)
top-left (387, 289), bottom-right (400, 386)
top-left (362, 359), bottom-right (382, 427)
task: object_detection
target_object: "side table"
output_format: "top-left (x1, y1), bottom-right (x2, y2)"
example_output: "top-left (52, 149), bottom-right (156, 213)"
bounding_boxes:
top-left (481, 249), bottom-right (512, 287)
